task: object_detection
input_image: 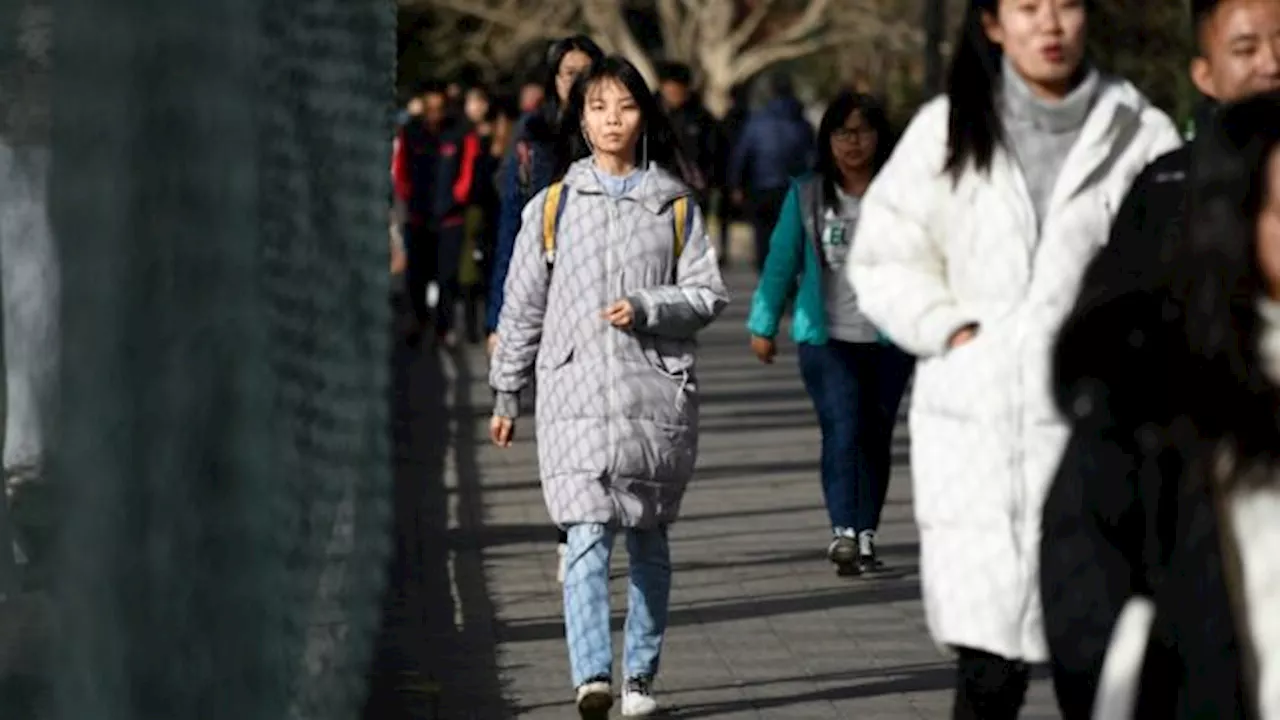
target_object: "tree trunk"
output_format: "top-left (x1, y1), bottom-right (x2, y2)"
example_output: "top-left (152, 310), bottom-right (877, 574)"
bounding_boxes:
top-left (580, 0), bottom-right (657, 87)
top-left (701, 70), bottom-right (733, 118)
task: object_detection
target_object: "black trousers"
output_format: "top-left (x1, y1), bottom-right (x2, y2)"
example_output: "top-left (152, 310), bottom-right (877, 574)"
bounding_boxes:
top-left (749, 186), bottom-right (790, 274)
top-left (404, 223), bottom-right (435, 324)
top-left (953, 647), bottom-right (1030, 720)
top-left (432, 222), bottom-right (465, 336)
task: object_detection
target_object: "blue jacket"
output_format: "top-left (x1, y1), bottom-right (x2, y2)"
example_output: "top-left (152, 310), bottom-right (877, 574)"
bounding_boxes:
top-left (746, 175), bottom-right (888, 346)
top-left (728, 98), bottom-right (814, 192)
top-left (486, 112), bottom-right (561, 332)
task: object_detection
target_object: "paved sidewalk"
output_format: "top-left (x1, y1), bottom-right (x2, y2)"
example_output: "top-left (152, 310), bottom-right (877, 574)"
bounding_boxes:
top-left (430, 269), bottom-right (1061, 719)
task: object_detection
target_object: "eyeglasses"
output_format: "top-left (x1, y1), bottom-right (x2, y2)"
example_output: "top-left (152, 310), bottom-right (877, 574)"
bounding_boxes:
top-left (833, 126), bottom-right (875, 142)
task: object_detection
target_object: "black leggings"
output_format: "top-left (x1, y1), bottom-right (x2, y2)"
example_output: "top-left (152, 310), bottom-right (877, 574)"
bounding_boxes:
top-left (952, 647), bottom-right (1029, 720)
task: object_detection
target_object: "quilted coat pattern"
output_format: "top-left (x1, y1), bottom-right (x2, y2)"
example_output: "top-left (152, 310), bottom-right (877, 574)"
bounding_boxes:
top-left (847, 79), bottom-right (1181, 662)
top-left (489, 158), bottom-right (729, 528)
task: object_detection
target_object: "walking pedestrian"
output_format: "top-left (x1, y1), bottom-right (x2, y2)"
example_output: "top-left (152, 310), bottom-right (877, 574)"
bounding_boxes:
top-left (1042, 1), bottom-right (1280, 716)
top-left (486, 34), bottom-right (604, 582)
top-left (746, 92), bottom-right (913, 576)
top-left (655, 62), bottom-right (724, 213)
top-left (488, 55), bottom-right (728, 719)
top-left (846, 1), bottom-right (1181, 717)
top-left (727, 73), bottom-right (814, 274)
top-left (394, 81), bottom-right (455, 345)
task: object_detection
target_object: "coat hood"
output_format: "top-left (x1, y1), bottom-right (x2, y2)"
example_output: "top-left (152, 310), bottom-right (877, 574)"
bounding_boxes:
top-left (561, 157), bottom-right (691, 214)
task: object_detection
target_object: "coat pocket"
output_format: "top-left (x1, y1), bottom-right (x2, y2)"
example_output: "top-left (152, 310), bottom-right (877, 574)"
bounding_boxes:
top-left (641, 336), bottom-right (694, 377)
top-left (537, 342), bottom-right (575, 371)
top-left (911, 324), bottom-right (1007, 421)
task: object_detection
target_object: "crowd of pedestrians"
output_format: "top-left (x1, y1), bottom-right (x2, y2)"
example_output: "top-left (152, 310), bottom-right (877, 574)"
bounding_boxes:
top-left (395, 0), bottom-right (1280, 717)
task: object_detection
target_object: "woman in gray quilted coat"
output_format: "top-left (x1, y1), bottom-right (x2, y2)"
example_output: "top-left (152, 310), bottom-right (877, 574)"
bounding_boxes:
top-left (488, 55), bottom-right (728, 719)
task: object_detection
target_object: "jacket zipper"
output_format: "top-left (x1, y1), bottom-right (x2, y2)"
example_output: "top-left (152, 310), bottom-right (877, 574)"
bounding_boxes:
top-left (607, 198), bottom-right (619, 488)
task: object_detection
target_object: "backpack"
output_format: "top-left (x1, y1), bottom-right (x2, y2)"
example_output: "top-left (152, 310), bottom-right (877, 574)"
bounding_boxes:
top-left (540, 181), bottom-right (693, 267)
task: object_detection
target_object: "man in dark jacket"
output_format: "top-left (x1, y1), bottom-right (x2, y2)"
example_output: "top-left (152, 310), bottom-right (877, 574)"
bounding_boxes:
top-left (392, 82), bottom-right (483, 346)
top-left (1041, 1), bottom-right (1280, 717)
top-left (727, 73), bottom-right (813, 273)
top-left (656, 62), bottom-right (724, 210)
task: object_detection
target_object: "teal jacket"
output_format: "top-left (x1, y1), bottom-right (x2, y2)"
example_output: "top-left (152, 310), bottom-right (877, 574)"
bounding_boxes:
top-left (743, 176), bottom-right (835, 344)
top-left (746, 175), bottom-right (889, 346)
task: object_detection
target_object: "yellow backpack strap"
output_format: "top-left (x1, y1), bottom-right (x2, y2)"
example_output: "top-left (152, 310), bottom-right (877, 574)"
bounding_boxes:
top-left (542, 182), bottom-right (567, 264)
top-left (672, 196), bottom-right (691, 259)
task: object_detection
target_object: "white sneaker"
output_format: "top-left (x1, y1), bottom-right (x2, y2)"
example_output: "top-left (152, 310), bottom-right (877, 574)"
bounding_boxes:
top-left (575, 679), bottom-right (612, 719)
top-left (621, 676), bottom-right (659, 716)
top-left (556, 542), bottom-right (568, 584)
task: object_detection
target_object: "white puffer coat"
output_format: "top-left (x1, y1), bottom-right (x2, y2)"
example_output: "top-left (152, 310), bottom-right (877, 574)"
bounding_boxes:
top-left (847, 79), bottom-right (1180, 662)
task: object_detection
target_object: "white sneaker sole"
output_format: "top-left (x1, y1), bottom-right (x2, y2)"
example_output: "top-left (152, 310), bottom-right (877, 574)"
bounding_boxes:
top-left (621, 694), bottom-right (660, 716)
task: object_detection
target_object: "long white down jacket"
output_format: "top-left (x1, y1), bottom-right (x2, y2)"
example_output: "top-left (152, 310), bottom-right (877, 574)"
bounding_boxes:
top-left (847, 80), bottom-right (1180, 662)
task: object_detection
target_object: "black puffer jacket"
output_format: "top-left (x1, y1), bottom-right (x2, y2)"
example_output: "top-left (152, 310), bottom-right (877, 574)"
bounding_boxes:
top-left (1041, 142), bottom-right (1250, 719)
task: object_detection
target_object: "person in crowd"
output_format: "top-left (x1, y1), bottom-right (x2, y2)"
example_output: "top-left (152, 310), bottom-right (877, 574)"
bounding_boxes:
top-left (396, 94), bottom-right (423, 128)
top-left (391, 82), bottom-right (448, 344)
top-left (1042, 1), bottom-right (1280, 716)
top-left (727, 73), bottom-right (814, 274)
top-left (391, 81), bottom-right (483, 346)
top-left (1052, 0), bottom-right (1280, 361)
top-left (715, 83), bottom-right (751, 265)
top-left (486, 34), bottom-right (604, 581)
top-left (458, 83), bottom-right (496, 344)
top-left (488, 55), bottom-right (728, 719)
top-left (746, 92), bottom-right (913, 576)
top-left (655, 62), bottom-right (724, 211)
top-left (519, 74), bottom-right (546, 115)
top-left (489, 94), bottom-right (521, 159)
top-left (845, 0), bottom-right (1181, 716)
top-left (1048, 91), bottom-right (1280, 720)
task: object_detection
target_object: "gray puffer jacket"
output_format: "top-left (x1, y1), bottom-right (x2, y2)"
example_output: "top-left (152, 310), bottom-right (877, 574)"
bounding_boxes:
top-left (489, 158), bottom-right (729, 528)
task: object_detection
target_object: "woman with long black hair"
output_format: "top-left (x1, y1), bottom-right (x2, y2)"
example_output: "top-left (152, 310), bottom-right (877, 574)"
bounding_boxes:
top-left (484, 34), bottom-right (603, 583)
top-left (1043, 91), bottom-right (1280, 720)
top-left (488, 55), bottom-right (727, 719)
top-left (846, 1), bottom-right (1181, 716)
top-left (487, 35), bottom-right (604, 346)
top-left (747, 92), bottom-right (914, 575)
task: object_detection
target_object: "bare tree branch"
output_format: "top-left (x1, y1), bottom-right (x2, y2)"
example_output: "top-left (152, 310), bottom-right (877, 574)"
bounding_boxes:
top-left (763, 0), bottom-right (834, 48)
top-left (725, 0), bottom-right (778, 54)
top-left (655, 0), bottom-right (693, 63)
top-left (402, 0), bottom-right (577, 38)
top-left (580, 0), bottom-right (659, 86)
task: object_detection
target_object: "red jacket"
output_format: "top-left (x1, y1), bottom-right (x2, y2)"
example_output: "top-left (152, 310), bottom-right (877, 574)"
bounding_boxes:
top-left (391, 121), bottom-right (482, 228)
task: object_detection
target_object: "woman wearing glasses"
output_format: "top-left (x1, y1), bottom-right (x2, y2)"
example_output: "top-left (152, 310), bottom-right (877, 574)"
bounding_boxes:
top-left (747, 92), bottom-right (914, 575)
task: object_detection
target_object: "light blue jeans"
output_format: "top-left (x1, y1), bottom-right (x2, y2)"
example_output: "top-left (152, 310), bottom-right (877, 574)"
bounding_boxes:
top-left (563, 523), bottom-right (671, 688)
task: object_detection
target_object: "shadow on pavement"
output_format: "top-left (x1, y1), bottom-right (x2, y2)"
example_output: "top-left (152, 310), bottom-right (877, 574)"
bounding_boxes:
top-left (497, 582), bottom-right (922, 646)
top-left (361, 322), bottom-right (511, 719)
top-left (668, 663), bottom-right (956, 717)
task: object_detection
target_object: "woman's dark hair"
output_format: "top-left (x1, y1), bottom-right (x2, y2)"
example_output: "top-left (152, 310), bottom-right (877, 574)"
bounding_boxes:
top-left (556, 55), bottom-right (692, 183)
top-left (943, 0), bottom-right (1091, 181)
top-left (814, 92), bottom-right (895, 209)
top-left (537, 35), bottom-right (604, 133)
top-left (1168, 90), bottom-right (1280, 481)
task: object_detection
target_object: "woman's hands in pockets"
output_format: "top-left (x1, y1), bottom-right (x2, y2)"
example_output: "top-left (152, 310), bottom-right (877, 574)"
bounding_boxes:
top-left (948, 324), bottom-right (979, 350)
top-left (750, 335), bottom-right (776, 364)
top-left (490, 416), bottom-right (514, 447)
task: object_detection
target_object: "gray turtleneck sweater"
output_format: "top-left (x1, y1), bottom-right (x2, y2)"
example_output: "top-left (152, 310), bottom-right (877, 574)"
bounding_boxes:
top-left (999, 57), bottom-right (1100, 226)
